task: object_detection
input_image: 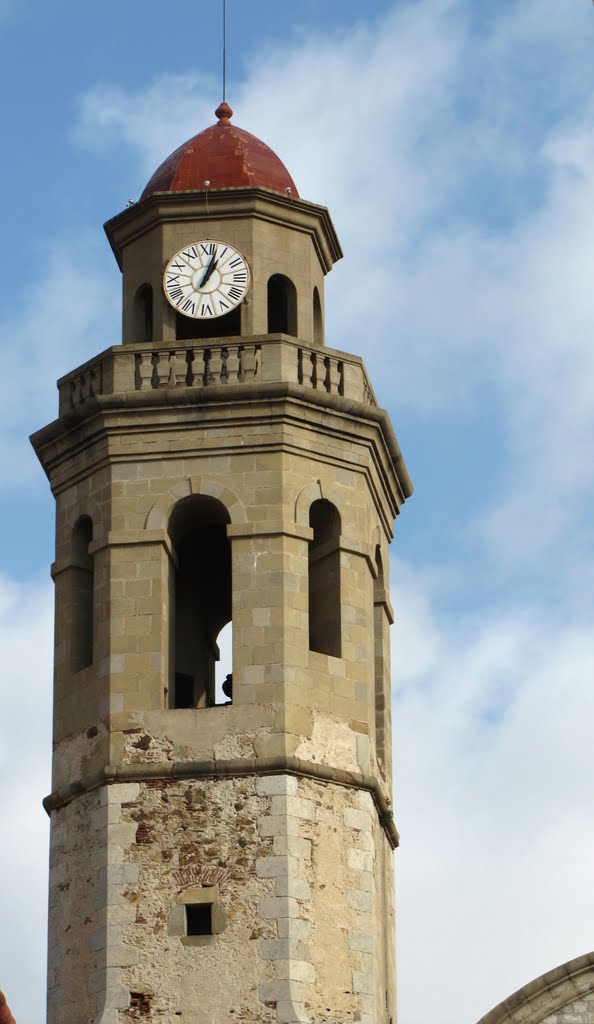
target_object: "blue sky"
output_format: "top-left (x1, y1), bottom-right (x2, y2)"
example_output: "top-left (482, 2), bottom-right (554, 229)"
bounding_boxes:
top-left (1, 2), bottom-right (593, 1022)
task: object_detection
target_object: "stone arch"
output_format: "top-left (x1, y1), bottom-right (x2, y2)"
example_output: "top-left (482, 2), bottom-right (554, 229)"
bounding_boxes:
top-left (294, 480), bottom-right (345, 532)
top-left (146, 477), bottom-right (248, 531)
top-left (476, 952), bottom-right (594, 1024)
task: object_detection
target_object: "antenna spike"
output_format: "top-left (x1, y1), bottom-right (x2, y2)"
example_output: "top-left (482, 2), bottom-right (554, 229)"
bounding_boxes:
top-left (223, 0), bottom-right (227, 103)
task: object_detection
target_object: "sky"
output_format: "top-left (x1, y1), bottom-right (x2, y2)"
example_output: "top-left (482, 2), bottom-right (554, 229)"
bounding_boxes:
top-left (0, 1), bottom-right (593, 1022)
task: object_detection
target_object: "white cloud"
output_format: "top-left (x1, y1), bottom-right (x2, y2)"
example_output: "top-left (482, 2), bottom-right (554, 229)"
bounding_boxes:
top-left (0, 233), bottom-right (119, 492)
top-left (71, 1), bottom-right (594, 572)
top-left (0, 575), bottom-right (52, 1022)
top-left (75, 72), bottom-right (219, 184)
top-left (392, 562), bottom-right (594, 1024)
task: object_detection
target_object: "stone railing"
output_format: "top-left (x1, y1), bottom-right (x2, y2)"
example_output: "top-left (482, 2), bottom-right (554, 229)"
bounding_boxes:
top-left (58, 335), bottom-right (377, 415)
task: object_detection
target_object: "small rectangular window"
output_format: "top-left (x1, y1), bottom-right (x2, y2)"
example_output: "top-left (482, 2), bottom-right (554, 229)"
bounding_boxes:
top-left (186, 903), bottom-right (212, 936)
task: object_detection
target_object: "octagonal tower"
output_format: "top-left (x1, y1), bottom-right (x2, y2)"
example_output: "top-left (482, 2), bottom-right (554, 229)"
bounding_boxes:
top-left (32, 103), bottom-right (412, 1024)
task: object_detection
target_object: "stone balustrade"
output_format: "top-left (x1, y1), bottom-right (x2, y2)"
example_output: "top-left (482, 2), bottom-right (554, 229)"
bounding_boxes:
top-left (58, 335), bottom-right (377, 415)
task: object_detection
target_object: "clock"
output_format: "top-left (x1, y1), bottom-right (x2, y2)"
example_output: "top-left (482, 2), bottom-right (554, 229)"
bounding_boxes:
top-left (163, 239), bottom-right (250, 319)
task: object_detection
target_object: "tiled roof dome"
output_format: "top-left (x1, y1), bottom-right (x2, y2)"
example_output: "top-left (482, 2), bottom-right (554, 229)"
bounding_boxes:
top-left (141, 102), bottom-right (299, 200)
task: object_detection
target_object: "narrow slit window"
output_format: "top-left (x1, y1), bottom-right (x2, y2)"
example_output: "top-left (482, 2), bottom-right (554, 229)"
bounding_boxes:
top-left (71, 516), bottom-right (94, 672)
top-left (313, 286), bottom-right (323, 344)
top-left (133, 284), bottom-right (153, 343)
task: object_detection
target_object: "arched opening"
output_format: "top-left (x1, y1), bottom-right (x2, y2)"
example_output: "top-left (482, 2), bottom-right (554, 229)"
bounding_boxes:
top-left (176, 305), bottom-right (241, 341)
top-left (268, 274), bottom-right (297, 336)
top-left (168, 495), bottom-right (232, 709)
top-left (71, 516), bottom-right (94, 672)
top-left (214, 620), bottom-right (233, 705)
top-left (133, 284), bottom-right (153, 343)
top-left (313, 287), bottom-right (323, 345)
top-left (308, 499), bottom-right (341, 657)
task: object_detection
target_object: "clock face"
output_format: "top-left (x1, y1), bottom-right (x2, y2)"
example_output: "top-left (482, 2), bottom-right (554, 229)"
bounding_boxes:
top-left (163, 239), bottom-right (250, 320)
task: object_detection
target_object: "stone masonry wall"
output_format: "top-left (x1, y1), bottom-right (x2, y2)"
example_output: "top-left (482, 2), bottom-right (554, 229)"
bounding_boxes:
top-left (108, 773), bottom-right (394, 1024)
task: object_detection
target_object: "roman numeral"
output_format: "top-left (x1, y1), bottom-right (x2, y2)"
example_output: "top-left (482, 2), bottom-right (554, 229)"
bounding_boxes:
top-left (229, 257), bottom-right (243, 268)
top-left (167, 274), bottom-right (181, 285)
top-left (219, 299), bottom-right (230, 312)
top-left (182, 246), bottom-right (198, 260)
top-left (168, 286), bottom-right (184, 301)
top-left (181, 299), bottom-right (195, 314)
top-left (233, 272), bottom-right (247, 283)
top-left (200, 242), bottom-right (216, 256)
top-left (171, 261), bottom-right (185, 272)
top-left (227, 286), bottom-right (242, 301)
top-left (201, 303), bottom-right (213, 317)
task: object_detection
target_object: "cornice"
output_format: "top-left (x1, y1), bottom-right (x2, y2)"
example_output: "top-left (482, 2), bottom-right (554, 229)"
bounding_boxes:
top-left (43, 753), bottom-right (400, 849)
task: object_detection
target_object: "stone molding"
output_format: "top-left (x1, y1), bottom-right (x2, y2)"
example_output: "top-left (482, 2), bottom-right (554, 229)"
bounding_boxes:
top-left (43, 754), bottom-right (400, 849)
top-left (476, 952), bottom-right (594, 1024)
top-left (31, 379), bottom-right (412, 519)
top-left (104, 186), bottom-right (343, 274)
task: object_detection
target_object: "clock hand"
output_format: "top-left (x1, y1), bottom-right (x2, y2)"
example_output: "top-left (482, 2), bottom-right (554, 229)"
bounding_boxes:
top-left (199, 255), bottom-right (218, 288)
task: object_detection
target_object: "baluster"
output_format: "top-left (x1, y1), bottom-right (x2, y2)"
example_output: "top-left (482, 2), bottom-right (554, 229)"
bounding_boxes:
top-left (225, 345), bottom-right (240, 384)
top-left (326, 357), bottom-right (341, 394)
top-left (80, 374), bottom-right (90, 403)
top-left (241, 345), bottom-right (257, 382)
top-left (209, 347), bottom-right (223, 386)
top-left (137, 352), bottom-right (154, 390)
top-left (71, 379), bottom-right (81, 406)
top-left (310, 352), bottom-right (318, 389)
top-left (297, 348), bottom-right (304, 385)
top-left (155, 352), bottom-right (170, 388)
top-left (172, 350), bottom-right (187, 387)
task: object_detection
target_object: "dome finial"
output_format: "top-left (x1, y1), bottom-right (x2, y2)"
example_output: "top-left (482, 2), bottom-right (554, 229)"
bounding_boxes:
top-left (215, 101), bottom-right (233, 122)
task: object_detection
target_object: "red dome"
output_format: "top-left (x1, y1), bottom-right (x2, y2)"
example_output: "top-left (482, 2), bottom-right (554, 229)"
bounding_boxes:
top-left (0, 991), bottom-right (16, 1024)
top-left (141, 103), bottom-right (299, 200)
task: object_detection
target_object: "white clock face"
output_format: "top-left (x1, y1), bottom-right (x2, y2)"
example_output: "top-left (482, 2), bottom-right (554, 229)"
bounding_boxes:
top-left (163, 239), bottom-right (250, 320)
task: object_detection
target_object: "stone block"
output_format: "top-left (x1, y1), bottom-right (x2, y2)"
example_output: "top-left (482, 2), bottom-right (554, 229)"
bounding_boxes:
top-left (348, 848), bottom-right (374, 873)
top-left (346, 888), bottom-right (372, 913)
top-left (271, 796), bottom-right (315, 820)
top-left (276, 1000), bottom-right (310, 1024)
top-left (275, 960), bottom-right (316, 983)
top-left (259, 938), bottom-right (309, 962)
top-left (272, 835), bottom-right (312, 862)
top-left (343, 808), bottom-right (371, 832)
top-left (352, 969), bottom-right (374, 995)
top-left (256, 855), bottom-right (297, 879)
top-left (258, 815), bottom-right (302, 838)
top-left (348, 930), bottom-right (373, 954)
top-left (277, 917), bottom-right (311, 940)
top-left (274, 876), bottom-right (312, 900)
top-left (259, 896), bottom-right (301, 919)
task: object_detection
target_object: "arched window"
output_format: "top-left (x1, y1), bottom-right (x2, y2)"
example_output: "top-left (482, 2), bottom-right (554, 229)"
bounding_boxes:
top-left (268, 274), bottom-right (297, 336)
top-left (168, 496), bottom-right (232, 709)
top-left (133, 284), bottom-right (153, 343)
top-left (71, 516), bottom-right (94, 672)
top-left (313, 287), bottom-right (323, 345)
top-left (308, 499), bottom-right (341, 657)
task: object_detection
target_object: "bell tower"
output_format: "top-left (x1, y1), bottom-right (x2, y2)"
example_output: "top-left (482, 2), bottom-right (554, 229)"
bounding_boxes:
top-left (32, 103), bottom-right (412, 1024)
